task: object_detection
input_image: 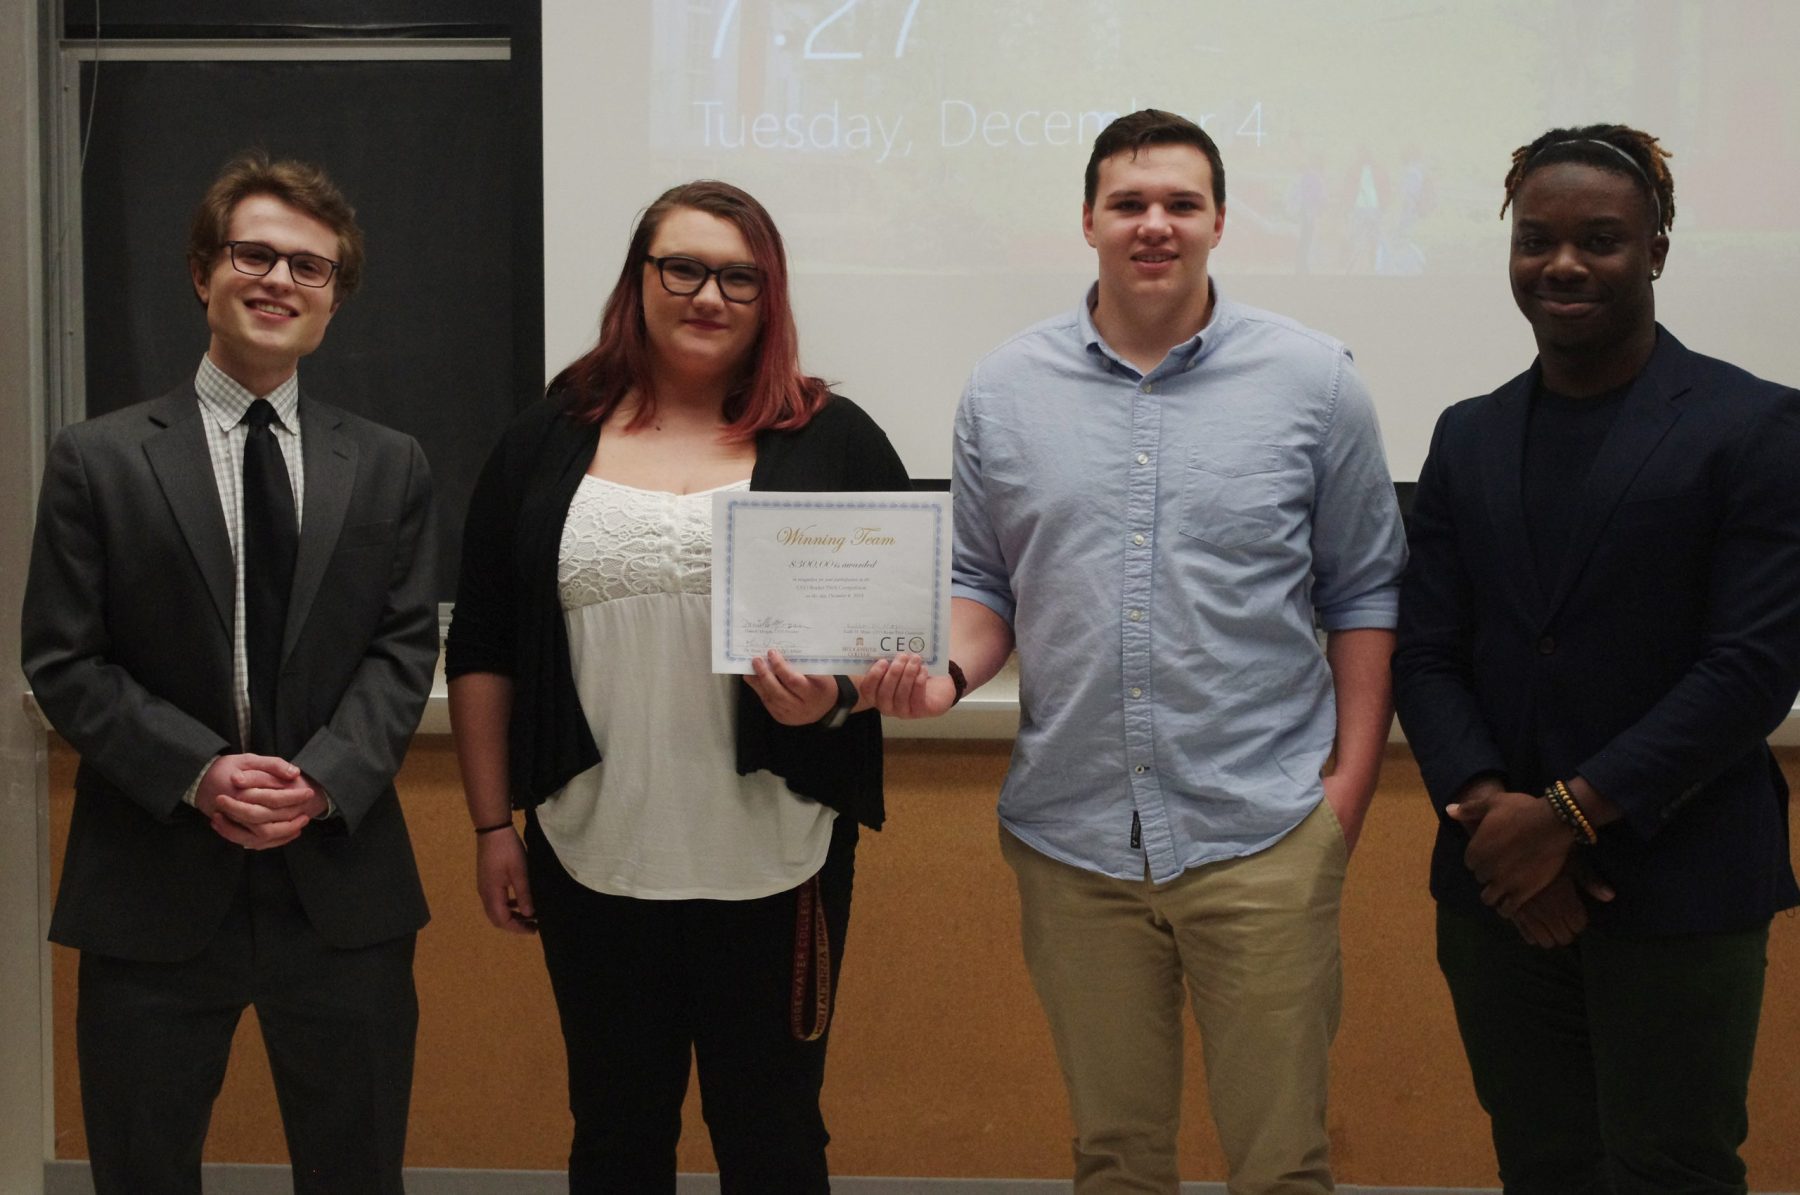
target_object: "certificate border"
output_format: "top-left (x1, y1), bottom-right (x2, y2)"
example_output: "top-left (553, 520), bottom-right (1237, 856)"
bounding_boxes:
top-left (720, 495), bottom-right (948, 669)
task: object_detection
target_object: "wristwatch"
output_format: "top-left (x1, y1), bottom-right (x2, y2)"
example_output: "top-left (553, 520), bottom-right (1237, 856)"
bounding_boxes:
top-left (814, 674), bottom-right (858, 729)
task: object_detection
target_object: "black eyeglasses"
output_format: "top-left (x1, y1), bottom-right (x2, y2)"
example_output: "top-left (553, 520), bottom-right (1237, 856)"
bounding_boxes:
top-left (645, 255), bottom-right (763, 303)
top-left (226, 241), bottom-right (340, 289)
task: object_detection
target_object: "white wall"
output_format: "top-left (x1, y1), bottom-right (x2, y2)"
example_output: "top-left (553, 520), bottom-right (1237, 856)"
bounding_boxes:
top-left (0, 0), bottom-right (51, 1191)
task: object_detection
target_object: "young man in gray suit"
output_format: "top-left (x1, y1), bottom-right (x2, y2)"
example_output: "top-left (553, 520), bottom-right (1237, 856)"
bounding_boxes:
top-left (22, 151), bottom-right (439, 1195)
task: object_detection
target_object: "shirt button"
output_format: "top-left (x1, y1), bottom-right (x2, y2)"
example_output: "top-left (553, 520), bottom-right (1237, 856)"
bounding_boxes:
top-left (1130, 687), bottom-right (1143, 698)
top-left (1133, 764), bottom-right (1147, 774)
top-left (1536, 636), bottom-right (1556, 655)
top-left (1142, 383), bottom-right (1155, 395)
top-left (1136, 452), bottom-right (1149, 465)
top-left (1127, 609), bottom-right (1142, 622)
top-left (1132, 533), bottom-right (1146, 546)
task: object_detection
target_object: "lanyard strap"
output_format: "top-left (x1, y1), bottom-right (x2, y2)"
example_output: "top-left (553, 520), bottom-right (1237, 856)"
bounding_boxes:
top-left (788, 873), bottom-right (832, 1042)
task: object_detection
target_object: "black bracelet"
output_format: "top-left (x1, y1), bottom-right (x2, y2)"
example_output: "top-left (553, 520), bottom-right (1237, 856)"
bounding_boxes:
top-left (813, 674), bottom-right (859, 729)
top-left (473, 819), bottom-right (515, 835)
top-left (948, 659), bottom-right (968, 706)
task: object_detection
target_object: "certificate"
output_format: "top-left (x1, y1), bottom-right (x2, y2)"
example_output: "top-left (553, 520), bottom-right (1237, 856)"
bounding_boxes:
top-left (711, 491), bottom-right (952, 675)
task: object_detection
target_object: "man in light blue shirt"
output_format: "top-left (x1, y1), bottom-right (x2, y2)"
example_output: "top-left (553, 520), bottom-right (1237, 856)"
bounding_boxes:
top-left (870, 110), bottom-right (1406, 1193)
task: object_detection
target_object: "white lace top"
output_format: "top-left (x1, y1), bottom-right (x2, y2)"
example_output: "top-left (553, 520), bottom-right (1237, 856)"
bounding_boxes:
top-left (536, 474), bottom-right (835, 900)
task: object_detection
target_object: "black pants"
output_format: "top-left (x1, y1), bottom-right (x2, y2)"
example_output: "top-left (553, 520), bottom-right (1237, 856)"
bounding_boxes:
top-left (76, 851), bottom-right (418, 1195)
top-left (1437, 905), bottom-right (1768, 1194)
top-left (527, 811), bottom-right (857, 1195)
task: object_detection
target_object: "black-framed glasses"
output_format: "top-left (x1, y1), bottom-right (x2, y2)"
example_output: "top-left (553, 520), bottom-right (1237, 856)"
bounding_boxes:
top-left (226, 241), bottom-right (340, 289)
top-left (645, 254), bottom-right (763, 303)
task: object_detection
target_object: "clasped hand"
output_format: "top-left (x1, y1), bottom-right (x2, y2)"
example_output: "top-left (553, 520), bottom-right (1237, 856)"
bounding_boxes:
top-left (1449, 783), bottom-right (1614, 941)
top-left (196, 753), bottom-right (327, 849)
top-left (1448, 785), bottom-right (1574, 918)
top-left (1508, 862), bottom-right (1614, 948)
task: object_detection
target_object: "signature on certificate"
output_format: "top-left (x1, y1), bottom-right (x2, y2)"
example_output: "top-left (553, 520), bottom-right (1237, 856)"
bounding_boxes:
top-left (742, 615), bottom-right (811, 634)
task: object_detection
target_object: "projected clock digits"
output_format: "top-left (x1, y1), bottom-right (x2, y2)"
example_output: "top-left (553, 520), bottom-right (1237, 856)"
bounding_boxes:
top-left (711, 0), bottom-right (925, 61)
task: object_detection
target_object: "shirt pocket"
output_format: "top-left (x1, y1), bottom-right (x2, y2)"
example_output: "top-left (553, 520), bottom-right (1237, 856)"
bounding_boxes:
top-left (1178, 444), bottom-right (1286, 549)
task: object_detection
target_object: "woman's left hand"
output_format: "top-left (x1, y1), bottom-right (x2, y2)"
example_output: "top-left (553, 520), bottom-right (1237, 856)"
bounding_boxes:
top-left (746, 648), bottom-right (844, 726)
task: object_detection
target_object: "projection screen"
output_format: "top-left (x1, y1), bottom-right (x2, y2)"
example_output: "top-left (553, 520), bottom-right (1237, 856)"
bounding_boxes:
top-left (545, 1), bottom-right (1800, 478)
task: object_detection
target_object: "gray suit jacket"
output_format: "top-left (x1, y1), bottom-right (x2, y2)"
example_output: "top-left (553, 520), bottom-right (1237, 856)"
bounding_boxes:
top-left (23, 383), bottom-right (439, 961)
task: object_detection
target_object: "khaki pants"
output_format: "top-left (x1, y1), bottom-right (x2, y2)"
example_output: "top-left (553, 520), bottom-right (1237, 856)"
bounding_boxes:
top-left (1001, 801), bottom-right (1348, 1195)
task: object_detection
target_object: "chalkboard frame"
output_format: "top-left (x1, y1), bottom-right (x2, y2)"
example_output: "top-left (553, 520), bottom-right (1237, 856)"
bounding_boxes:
top-left (51, 6), bottom-right (543, 600)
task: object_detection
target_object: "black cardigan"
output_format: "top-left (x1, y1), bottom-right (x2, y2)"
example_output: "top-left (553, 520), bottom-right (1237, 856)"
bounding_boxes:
top-left (444, 391), bottom-right (912, 830)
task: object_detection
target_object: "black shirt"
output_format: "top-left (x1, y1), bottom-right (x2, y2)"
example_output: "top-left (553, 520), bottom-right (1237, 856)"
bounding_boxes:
top-left (1522, 377), bottom-right (1630, 601)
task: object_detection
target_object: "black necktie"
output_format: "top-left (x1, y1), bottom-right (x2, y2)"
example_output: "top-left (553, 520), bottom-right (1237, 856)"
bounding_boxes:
top-left (242, 399), bottom-right (298, 754)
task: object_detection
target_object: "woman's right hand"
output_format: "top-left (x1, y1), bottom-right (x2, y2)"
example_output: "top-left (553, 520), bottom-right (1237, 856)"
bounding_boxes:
top-left (861, 654), bottom-right (958, 719)
top-left (476, 828), bottom-right (537, 934)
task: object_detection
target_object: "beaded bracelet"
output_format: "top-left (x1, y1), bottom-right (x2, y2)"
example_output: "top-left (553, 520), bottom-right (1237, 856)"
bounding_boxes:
top-left (1542, 780), bottom-right (1598, 845)
top-left (1554, 780), bottom-right (1599, 843)
top-left (1541, 785), bottom-right (1580, 841)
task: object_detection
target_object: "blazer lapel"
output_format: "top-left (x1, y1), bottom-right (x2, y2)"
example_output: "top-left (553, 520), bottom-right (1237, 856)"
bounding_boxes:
top-left (1477, 369), bottom-right (1545, 617)
top-left (283, 396), bottom-right (357, 661)
top-left (1541, 331), bottom-right (1687, 622)
top-left (142, 386), bottom-right (234, 638)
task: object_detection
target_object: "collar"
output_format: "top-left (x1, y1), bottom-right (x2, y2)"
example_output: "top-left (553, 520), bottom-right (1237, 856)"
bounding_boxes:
top-left (1079, 279), bottom-right (1230, 375)
top-left (194, 354), bottom-right (301, 434)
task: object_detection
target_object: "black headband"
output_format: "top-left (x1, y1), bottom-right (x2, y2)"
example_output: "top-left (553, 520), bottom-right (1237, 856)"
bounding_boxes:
top-left (1530, 137), bottom-right (1663, 228)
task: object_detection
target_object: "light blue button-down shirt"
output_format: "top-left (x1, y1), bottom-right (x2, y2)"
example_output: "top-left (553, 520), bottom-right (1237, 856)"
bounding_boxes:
top-left (952, 285), bottom-right (1407, 883)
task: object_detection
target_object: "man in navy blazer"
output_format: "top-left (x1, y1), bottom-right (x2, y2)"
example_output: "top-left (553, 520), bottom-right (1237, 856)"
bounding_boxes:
top-left (1393, 123), bottom-right (1800, 1192)
top-left (21, 152), bottom-right (437, 1194)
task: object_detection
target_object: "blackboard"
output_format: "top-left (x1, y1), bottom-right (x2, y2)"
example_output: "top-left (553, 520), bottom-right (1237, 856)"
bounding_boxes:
top-left (76, 22), bottom-right (541, 600)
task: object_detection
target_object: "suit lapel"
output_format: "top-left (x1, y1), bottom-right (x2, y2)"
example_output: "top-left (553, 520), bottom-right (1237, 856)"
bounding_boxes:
top-left (284, 395), bottom-right (357, 661)
top-left (1477, 369), bottom-right (1545, 617)
top-left (142, 385), bottom-right (234, 638)
top-left (1541, 332), bottom-right (1687, 621)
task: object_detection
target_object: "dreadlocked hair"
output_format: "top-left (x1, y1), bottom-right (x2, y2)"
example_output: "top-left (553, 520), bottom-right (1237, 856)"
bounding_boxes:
top-left (1499, 123), bottom-right (1675, 232)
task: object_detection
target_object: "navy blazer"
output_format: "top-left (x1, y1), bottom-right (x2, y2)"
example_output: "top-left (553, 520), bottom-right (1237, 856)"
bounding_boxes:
top-left (1394, 328), bottom-right (1800, 936)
